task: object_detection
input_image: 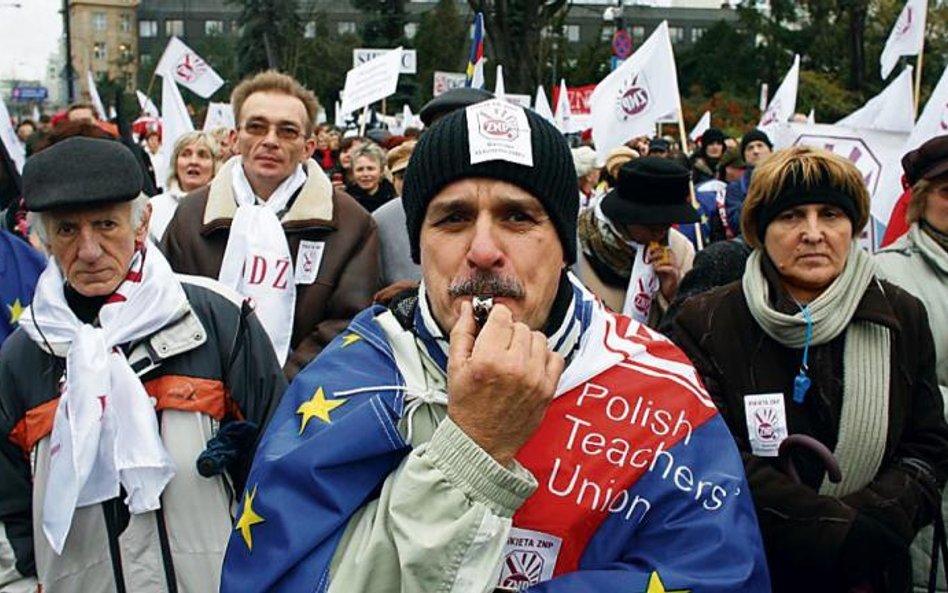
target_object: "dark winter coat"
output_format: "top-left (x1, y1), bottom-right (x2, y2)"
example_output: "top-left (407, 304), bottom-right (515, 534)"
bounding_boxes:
top-left (670, 276), bottom-right (948, 593)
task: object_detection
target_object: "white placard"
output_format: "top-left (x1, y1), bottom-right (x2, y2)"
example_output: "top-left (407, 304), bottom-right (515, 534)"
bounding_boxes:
top-left (497, 527), bottom-right (562, 590)
top-left (295, 240), bottom-right (325, 285)
top-left (340, 48), bottom-right (404, 115)
top-left (353, 48), bottom-right (417, 74)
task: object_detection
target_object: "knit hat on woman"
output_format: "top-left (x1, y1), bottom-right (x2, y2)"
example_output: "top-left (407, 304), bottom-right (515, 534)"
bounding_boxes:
top-left (401, 99), bottom-right (578, 264)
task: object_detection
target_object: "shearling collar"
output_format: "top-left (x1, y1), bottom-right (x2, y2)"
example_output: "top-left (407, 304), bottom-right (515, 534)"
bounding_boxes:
top-left (201, 157), bottom-right (335, 233)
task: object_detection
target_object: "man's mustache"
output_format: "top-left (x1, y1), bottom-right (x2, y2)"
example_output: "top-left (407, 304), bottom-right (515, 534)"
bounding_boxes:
top-left (448, 272), bottom-right (525, 299)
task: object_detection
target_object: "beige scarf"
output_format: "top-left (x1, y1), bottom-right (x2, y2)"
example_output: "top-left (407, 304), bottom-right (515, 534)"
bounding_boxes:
top-left (743, 244), bottom-right (891, 496)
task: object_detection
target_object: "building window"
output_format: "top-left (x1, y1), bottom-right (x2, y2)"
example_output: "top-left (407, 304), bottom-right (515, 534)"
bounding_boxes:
top-left (404, 22), bottom-right (418, 40)
top-left (566, 24), bottom-right (580, 43)
top-left (165, 19), bottom-right (184, 37)
top-left (92, 12), bottom-right (107, 32)
top-left (631, 25), bottom-right (645, 41)
top-left (691, 27), bottom-right (706, 43)
top-left (337, 21), bottom-right (356, 35)
top-left (93, 41), bottom-right (107, 61)
top-left (120, 13), bottom-right (132, 33)
top-left (304, 21), bottom-right (317, 38)
top-left (600, 25), bottom-right (615, 42)
top-left (139, 20), bottom-right (158, 38)
top-left (205, 20), bottom-right (224, 35)
top-left (669, 26), bottom-right (685, 44)
top-left (140, 53), bottom-right (153, 67)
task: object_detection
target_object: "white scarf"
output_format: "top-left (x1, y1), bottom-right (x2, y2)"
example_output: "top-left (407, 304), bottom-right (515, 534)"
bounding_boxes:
top-left (19, 247), bottom-right (185, 554)
top-left (218, 161), bottom-right (306, 365)
top-left (620, 239), bottom-right (659, 325)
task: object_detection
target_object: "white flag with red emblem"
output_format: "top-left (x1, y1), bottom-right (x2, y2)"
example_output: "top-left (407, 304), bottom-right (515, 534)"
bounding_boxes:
top-left (880, 0), bottom-right (927, 80)
top-left (588, 21), bottom-right (680, 161)
top-left (836, 65), bottom-right (915, 133)
top-left (156, 36), bottom-right (224, 99)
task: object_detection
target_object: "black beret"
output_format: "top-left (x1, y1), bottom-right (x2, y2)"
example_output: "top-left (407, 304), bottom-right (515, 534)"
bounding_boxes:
top-left (22, 137), bottom-right (143, 212)
top-left (600, 157), bottom-right (699, 226)
top-left (419, 87), bottom-right (494, 126)
top-left (701, 127), bottom-right (726, 146)
top-left (902, 135), bottom-right (948, 186)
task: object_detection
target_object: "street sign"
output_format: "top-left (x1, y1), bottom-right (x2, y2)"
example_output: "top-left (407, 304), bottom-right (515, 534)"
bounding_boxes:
top-left (353, 48), bottom-right (417, 74)
top-left (610, 57), bottom-right (627, 72)
top-left (11, 86), bottom-right (48, 102)
top-left (612, 29), bottom-right (633, 59)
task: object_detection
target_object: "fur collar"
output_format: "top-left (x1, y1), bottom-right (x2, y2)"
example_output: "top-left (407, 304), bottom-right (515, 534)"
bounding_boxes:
top-left (202, 157), bottom-right (335, 231)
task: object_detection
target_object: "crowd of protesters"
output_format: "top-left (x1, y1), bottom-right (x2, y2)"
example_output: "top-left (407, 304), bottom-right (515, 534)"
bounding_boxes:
top-left (0, 72), bottom-right (946, 593)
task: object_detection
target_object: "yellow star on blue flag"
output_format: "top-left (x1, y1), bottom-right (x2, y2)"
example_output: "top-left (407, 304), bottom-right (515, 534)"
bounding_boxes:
top-left (235, 485), bottom-right (265, 551)
top-left (7, 299), bottom-right (24, 325)
top-left (297, 387), bottom-right (346, 434)
top-left (340, 333), bottom-right (362, 348)
top-left (644, 571), bottom-right (690, 593)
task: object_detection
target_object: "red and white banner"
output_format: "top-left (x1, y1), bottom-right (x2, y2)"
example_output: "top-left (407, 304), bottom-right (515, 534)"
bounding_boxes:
top-left (552, 84), bottom-right (596, 115)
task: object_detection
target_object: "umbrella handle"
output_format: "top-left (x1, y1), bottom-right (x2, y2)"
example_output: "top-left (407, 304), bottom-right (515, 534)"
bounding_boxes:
top-left (778, 434), bottom-right (842, 485)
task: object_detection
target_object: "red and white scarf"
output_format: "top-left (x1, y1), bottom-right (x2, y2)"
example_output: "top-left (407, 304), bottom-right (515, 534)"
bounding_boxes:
top-left (19, 246), bottom-right (185, 554)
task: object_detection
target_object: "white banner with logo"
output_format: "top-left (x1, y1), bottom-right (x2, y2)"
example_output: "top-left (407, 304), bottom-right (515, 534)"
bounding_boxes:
top-left (771, 122), bottom-right (909, 249)
top-left (156, 36), bottom-right (224, 99)
top-left (588, 21), bottom-right (681, 161)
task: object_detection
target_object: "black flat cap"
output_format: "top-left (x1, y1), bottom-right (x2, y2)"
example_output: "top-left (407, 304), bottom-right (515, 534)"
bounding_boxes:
top-left (902, 135), bottom-right (948, 186)
top-left (22, 137), bottom-right (143, 212)
top-left (419, 87), bottom-right (494, 126)
top-left (600, 157), bottom-right (699, 226)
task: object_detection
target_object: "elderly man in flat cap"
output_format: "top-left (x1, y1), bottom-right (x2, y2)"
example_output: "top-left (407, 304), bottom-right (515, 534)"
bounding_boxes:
top-left (0, 137), bottom-right (286, 593)
top-left (220, 99), bottom-right (769, 592)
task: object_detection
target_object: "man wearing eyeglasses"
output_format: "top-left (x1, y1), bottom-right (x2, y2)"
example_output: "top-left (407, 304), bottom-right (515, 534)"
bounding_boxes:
top-left (160, 70), bottom-right (380, 380)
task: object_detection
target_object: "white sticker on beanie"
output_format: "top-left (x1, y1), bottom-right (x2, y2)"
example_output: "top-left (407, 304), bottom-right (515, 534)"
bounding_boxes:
top-left (466, 99), bottom-right (533, 167)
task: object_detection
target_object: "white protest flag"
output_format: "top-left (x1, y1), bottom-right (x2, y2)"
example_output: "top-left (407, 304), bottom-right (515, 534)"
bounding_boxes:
top-left (86, 70), bottom-right (108, 121)
top-left (880, 0), bottom-right (927, 80)
top-left (689, 110), bottom-right (710, 141)
top-left (759, 54), bottom-right (799, 138)
top-left (0, 96), bottom-right (25, 174)
top-left (875, 62), bottom-right (948, 224)
top-left (533, 85), bottom-right (555, 124)
top-left (155, 36), bottom-right (224, 99)
top-left (340, 48), bottom-right (402, 115)
top-left (334, 100), bottom-right (346, 127)
top-left (202, 102), bottom-right (235, 131)
top-left (495, 65), bottom-right (506, 98)
top-left (158, 76), bottom-right (194, 179)
top-left (136, 90), bottom-right (160, 118)
top-left (589, 21), bottom-right (680, 161)
top-left (836, 65), bottom-right (914, 133)
top-left (31, 105), bottom-right (40, 123)
top-left (554, 79), bottom-right (572, 134)
top-left (807, 108), bottom-right (816, 124)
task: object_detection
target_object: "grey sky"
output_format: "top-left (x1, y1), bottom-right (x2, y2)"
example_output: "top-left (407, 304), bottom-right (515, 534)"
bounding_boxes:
top-left (0, 0), bottom-right (62, 81)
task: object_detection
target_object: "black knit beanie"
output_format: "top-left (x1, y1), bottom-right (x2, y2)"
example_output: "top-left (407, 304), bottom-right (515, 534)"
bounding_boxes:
top-left (740, 129), bottom-right (773, 159)
top-left (402, 100), bottom-right (578, 264)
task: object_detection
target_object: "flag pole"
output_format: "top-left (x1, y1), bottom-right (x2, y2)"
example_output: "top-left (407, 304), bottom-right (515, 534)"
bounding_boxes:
top-left (676, 106), bottom-right (703, 250)
top-left (914, 46), bottom-right (925, 117)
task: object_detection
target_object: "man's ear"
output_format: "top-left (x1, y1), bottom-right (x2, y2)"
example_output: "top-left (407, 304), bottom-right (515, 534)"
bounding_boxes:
top-left (229, 128), bottom-right (240, 155)
top-left (136, 201), bottom-right (152, 243)
top-left (302, 135), bottom-right (317, 160)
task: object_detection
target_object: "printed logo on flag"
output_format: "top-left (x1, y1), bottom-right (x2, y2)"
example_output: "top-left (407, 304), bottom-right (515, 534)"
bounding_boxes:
top-left (498, 527), bottom-right (561, 590)
top-left (615, 73), bottom-right (651, 120)
top-left (175, 52), bottom-right (209, 84)
top-left (895, 7), bottom-right (915, 38)
top-left (760, 99), bottom-right (782, 127)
